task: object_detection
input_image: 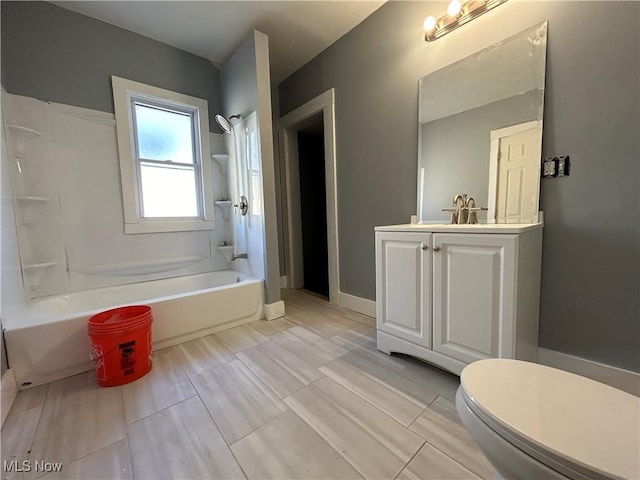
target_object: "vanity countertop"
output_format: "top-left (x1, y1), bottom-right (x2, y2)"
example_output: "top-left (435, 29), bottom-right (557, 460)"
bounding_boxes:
top-left (375, 222), bottom-right (543, 234)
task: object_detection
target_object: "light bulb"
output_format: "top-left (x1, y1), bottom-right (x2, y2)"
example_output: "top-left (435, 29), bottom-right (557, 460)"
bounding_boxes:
top-left (423, 16), bottom-right (437, 32)
top-left (447, 0), bottom-right (462, 17)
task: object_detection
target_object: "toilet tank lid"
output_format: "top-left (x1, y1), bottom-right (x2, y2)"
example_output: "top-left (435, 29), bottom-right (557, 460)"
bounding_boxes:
top-left (461, 359), bottom-right (640, 480)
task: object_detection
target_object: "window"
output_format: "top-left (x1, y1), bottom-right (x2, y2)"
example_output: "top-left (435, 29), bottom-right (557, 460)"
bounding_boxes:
top-left (112, 76), bottom-right (214, 233)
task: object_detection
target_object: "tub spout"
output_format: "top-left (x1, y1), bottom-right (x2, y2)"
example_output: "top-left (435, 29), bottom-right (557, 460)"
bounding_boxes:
top-left (231, 253), bottom-right (248, 261)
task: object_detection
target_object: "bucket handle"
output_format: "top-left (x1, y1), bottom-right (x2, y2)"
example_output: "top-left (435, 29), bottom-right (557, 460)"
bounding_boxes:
top-left (88, 329), bottom-right (129, 363)
top-left (90, 344), bottom-right (119, 363)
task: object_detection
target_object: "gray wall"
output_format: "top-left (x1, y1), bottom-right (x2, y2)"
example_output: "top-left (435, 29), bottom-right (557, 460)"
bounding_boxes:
top-left (220, 34), bottom-right (258, 121)
top-left (279, 1), bottom-right (639, 371)
top-left (1, 1), bottom-right (221, 131)
top-left (421, 91), bottom-right (541, 221)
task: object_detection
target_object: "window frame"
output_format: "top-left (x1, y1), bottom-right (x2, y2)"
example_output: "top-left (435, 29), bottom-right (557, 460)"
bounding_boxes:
top-left (112, 76), bottom-right (215, 234)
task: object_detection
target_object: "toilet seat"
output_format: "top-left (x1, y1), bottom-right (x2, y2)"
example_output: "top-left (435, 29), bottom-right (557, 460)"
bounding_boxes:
top-left (460, 359), bottom-right (640, 480)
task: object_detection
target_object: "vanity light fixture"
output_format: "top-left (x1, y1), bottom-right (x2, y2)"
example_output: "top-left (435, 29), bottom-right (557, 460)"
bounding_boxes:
top-left (424, 0), bottom-right (508, 42)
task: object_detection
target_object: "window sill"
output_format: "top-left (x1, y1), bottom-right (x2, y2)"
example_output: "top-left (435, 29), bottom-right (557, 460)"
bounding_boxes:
top-left (124, 219), bottom-right (215, 234)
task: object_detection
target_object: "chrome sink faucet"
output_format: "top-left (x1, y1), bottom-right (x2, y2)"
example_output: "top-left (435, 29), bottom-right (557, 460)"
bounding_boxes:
top-left (466, 197), bottom-right (480, 225)
top-left (453, 193), bottom-right (468, 224)
top-left (442, 193), bottom-right (487, 224)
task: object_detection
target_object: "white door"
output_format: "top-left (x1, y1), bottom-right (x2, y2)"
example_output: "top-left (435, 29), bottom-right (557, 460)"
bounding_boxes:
top-left (432, 233), bottom-right (516, 364)
top-left (375, 231), bottom-right (432, 347)
top-left (493, 122), bottom-right (542, 223)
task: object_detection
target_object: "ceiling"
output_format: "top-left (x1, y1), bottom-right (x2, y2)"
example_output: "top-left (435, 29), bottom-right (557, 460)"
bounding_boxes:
top-left (54, 1), bottom-right (386, 83)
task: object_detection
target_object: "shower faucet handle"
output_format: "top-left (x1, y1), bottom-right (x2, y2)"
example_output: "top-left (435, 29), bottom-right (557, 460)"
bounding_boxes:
top-left (234, 195), bottom-right (248, 216)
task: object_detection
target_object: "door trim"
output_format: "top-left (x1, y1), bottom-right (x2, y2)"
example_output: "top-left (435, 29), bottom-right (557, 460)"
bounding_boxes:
top-left (278, 89), bottom-right (339, 303)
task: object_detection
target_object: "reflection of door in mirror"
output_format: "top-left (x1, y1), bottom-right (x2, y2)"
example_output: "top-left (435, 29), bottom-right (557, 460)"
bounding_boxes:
top-left (488, 121), bottom-right (542, 223)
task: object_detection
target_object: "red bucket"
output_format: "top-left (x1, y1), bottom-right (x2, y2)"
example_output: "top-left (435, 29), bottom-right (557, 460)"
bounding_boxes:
top-left (88, 305), bottom-right (153, 387)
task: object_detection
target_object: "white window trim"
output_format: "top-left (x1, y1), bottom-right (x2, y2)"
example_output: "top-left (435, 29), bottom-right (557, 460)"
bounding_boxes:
top-left (112, 76), bottom-right (215, 234)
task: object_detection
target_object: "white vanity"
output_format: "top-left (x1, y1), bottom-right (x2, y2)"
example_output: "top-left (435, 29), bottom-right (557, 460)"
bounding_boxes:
top-left (377, 23), bottom-right (548, 375)
top-left (375, 222), bottom-right (542, 375)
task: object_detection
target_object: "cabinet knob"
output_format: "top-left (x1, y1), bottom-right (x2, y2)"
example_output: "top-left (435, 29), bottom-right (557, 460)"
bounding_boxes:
top-left (421, 243), bottom-right (428, 251)
top-left (433, 246), bottom-right (441, 252)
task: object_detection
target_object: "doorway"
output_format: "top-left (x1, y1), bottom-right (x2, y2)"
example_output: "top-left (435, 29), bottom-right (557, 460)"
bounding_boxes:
top-left (297, 116), bottom-right (328, 297)
top-left (278, 88), bottom-right (339, 303)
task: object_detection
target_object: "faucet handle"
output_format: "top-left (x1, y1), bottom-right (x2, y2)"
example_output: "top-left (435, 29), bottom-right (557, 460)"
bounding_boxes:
top-left (442, 207), bottom-right (459, 225)
top-left (466, 206), bottom-right (488, 224)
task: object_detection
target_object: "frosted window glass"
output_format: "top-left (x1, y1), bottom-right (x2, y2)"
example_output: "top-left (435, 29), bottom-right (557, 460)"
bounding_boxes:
top-left (140, 163), bottom-right (198, 217)
top-left (135, 103), bottom-right (194, 164)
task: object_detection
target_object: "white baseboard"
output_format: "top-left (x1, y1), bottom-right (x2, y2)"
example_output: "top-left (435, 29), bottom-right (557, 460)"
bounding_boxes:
top-left (264, 300), bottom-right (286, 320)
top-left (1, 368), bottom-right (18, 426)
top-left (280, 276), bottom-right (288, 288)
top-left (337, 291), bottom-right (376, 318)
top-left (538, 347), bottom-right (639, 396)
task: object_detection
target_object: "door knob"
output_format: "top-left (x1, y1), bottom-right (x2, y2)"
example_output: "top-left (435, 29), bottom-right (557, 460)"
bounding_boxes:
top-left (433, 246), bottom-right (441, 252)
top-left (421, 244), bottom-right (429, 251)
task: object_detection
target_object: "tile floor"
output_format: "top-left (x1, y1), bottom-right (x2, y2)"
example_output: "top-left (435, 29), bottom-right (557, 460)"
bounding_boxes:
top-left (1, 289), bottom-right (497, 480)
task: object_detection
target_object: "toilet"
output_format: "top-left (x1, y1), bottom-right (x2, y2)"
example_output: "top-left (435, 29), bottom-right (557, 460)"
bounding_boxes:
top-left (455, 359), bottom-right (639, 480)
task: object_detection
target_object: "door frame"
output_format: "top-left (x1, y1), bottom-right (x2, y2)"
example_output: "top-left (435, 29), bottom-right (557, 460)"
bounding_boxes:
top-left (487, 120), bottom-right (542, 223)
top-left (278, 89), bottom-right (339, 303)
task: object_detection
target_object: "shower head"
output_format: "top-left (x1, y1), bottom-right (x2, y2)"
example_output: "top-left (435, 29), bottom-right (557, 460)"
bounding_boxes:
top-left (215, 114), bottom-right (240, 134)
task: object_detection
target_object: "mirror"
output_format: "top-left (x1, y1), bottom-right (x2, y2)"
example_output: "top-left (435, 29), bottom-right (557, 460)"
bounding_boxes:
top-left (417, 22), bottom-right (548, 223)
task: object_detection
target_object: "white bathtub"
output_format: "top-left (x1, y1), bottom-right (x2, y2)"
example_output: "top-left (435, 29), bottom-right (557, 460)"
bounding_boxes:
top-left (4, 270), bottom-right (264, 388)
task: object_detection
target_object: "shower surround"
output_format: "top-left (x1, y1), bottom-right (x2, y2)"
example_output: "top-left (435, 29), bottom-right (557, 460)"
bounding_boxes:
top-left (2, 92), bottom-right (263, 387)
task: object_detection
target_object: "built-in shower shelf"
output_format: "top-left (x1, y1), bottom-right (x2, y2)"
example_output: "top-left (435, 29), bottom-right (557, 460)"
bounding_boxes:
top-left (214, 200), bottom-right (232, 220)
top-left (16, 196), bottom-right (49, 224)
top-left (16, 196), bottom-right (48, 203)
top-left (7, 124), bottom-right (42, 138)
top-left (24, 262), bottom-right (56, 272)
top-left (211, 153), bottom-right (229, 176)
top-left (7, 124), bottom-right (42, 159)
top-left (216, 245), bottom-right (235, 263)
top-left (23, 262), bottom-right (56, 288)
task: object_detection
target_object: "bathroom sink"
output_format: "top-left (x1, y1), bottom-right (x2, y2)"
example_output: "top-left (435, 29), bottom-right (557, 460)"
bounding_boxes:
top-left (375, 222), bottom-right (543, 234)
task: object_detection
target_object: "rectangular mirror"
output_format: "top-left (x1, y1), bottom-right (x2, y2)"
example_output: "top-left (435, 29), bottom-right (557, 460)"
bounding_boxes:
top-left (417, 22), bottom-right (548, 224)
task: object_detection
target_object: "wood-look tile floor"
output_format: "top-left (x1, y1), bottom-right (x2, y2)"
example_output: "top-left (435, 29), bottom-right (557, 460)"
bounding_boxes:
top-left (1, 289), bottom-right (497, 480)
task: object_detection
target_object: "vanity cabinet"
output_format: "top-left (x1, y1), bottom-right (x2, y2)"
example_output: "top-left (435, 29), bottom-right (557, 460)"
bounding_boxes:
top-left (375, 232), bottom-right (432, 348)
top-left (375, 224), bottom-right (542, 375)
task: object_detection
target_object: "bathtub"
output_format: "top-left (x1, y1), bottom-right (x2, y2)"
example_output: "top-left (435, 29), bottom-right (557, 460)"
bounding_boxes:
top-left (4, 270), bottom-right (264, 388)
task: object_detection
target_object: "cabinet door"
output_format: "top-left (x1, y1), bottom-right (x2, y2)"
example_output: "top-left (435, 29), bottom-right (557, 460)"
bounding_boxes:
top-left (432, 234), bottom-right (516, 364)
top-left (376, 232), bottom-right (432, 348)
